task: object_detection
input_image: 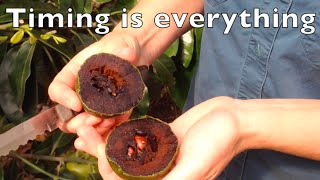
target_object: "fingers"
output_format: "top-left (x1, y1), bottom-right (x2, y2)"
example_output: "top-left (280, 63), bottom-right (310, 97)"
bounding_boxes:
top-left (96, 118), bottom-right (116, 135)
top-left (75, 126), bottom-right (106, 157)
top-left (75, 126), bottom-right (122, 180)
top-left (97, 143), bottom-right (122, 180)
top-left (59, 112), bottom-right (104, 133)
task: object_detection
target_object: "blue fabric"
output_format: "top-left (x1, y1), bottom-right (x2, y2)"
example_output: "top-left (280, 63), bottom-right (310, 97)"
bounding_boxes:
top-left (184, 0), bottom-right (320, 179)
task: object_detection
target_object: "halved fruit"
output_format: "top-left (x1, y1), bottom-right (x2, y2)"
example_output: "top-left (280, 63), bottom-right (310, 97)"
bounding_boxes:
top-left (106, 117), bottom-right (178, 180)
top-left (76, 53), bottom-right (145, 118)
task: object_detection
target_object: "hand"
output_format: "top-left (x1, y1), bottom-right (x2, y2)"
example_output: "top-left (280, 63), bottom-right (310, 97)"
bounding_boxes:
top-left (48, 31), bottom-right (152, 179)
top-left (74, 96), bottom-right (245, 180)
top-left (164, 96), bottom-right (245, 180)
top-left (49, 29), bottom-right (156, 133)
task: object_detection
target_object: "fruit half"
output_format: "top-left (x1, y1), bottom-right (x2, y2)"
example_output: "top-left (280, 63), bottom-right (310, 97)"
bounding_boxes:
top-left (106, 117), bottom-right (178, 180)
top-left (76, 53), bottom-right (145, 118)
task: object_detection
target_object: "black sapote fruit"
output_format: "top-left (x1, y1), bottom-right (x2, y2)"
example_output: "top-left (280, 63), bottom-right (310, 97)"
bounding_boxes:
top-left (106, 117), bottom-right (178, 180)
top-left (76, 53), bottom-right (145, 118)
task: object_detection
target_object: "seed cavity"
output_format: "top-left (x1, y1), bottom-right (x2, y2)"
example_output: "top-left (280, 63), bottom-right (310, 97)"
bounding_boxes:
top-left (126, 129), bottom-right (158, 165)
top-left (89, 65), bottom-right (126, 97)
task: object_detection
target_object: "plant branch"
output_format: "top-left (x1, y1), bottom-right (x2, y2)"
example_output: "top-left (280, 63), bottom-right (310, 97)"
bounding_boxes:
top-left (14, 153), bottom-right (98, 165)
top-left (10, 151), bottom-right (71, 180)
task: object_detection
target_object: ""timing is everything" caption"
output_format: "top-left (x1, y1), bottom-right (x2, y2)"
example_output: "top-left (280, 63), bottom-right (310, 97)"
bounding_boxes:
top-left (6, 8), bottom-right (317, 35)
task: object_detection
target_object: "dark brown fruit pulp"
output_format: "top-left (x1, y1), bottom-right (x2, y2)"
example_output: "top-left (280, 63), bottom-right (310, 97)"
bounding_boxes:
top-left (77, 53), bottom-right (145, 117)
top-left (106, 118), bottom-right (178, 177)
top-left (89, 65), bottom-right (125, 97)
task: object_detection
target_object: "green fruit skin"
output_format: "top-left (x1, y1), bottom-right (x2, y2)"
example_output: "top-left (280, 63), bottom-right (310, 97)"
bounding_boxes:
top-left (106, 117), bottom-right (179, 180)
top-left (75, 74), bottom-right (146, 119)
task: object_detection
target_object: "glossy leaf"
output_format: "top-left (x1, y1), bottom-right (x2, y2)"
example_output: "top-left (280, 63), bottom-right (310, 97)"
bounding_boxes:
top-left (170, 29), bottom-right (201, 109)
top-left (71, 32), bottom-right (95, 52)
top-left (152, 55), bottom-right (176, 87)
top-left (84, 0), bottom-right (93, 13)
top-left (72, 0), bottom-right (85, 13)
top-left (59, 0), bottom-right (72, 10)
top-left (33, 30), bottom-right (74, 60)
top-left (194, 27), bottom-right (203, 62)
top-left (51, 130), bottom-right (76, 155)
top-left (10, 30), bottom-right (24, 44)
top-left (9, 42), bottom-right (36, 108)
top-left (0, 42), bottom-right (36, 122)
top-left (132, 87), bottom-right (150, 118)
top-left (180, 30), bottom-right (195, 68)
top-left (112, 0), bottom-right (139, 11)
top-left (22, 62), bottom-right (38, 117)
top-left (164, 39), bottom-right (179, 58)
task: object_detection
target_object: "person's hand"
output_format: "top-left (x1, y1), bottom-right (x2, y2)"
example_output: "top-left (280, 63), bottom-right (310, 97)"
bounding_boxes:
top-left (48, 31), bottom-right (154, 179)
top-left (49, 29), bottom-right (158, 133)
top-left (164, 96), bottom-right (246, 180)
top-left (74, 96), bottom-right (246, 179)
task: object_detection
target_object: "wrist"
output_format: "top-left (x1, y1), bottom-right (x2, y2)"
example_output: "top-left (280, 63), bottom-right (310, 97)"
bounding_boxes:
top-left (216, 98), bottom-right (263, 153)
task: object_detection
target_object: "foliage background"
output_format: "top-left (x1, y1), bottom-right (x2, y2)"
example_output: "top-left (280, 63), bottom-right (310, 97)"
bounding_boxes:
top-left (0, 0), bottom-right (202, 179)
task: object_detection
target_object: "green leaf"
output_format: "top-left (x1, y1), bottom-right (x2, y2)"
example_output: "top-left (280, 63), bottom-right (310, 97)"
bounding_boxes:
top-left (71, 31), bottom-right (95, 52)
top-left (72, 0), bottom-right (85, 13)
top-left (21, 63), bottom-right (38, 117)
top-left (51, 130), bottom-right (76, 155)
top-left (179, 30), bottom-right (195, 68)
top-left (132, 87), bottom-right (150, 118)
top-left (10, 30), bottom-right (24, 44)
top-left (164, 39), bottom-right (179, 58)
top-left (84, 0), bottom-right (93, 13)
top-left (194, 27), bottom-right (203, 62)
top-left (112, 0), bottom-right (139, 11)
top-left (168, 29), bottom-right (200, 109)
top-left (33, 30), bottom-right (75, 60)
top-left (59, 0), bottom-right (72, 10)
top-left (9, 41), bottom-right (36, 108)
top-left (152, 55), bottom-right (176, 87)
top-left (0, 41), bottom-right (36, 122)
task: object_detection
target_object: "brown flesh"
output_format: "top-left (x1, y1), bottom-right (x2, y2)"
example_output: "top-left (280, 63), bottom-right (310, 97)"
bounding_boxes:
top-left (90, 65), bottom-right (126, 97)
top-left (106, 118), bottom-right (178, 176)
top-left (78, 53), bottom-right (144, 115)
